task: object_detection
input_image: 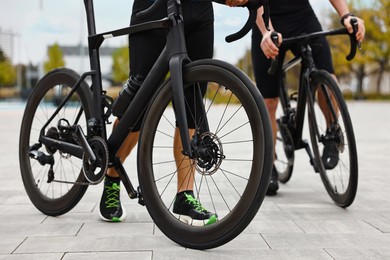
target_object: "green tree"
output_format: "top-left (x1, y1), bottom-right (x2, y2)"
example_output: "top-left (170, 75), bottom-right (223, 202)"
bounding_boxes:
top-left (371, 0), bottom-right (390, 93)
top-left (43, 43), bottom-right (65, 73)
top-left (112, 46), bottom-right (129, 85)
top-left (328, 1), bottom-right (390, 97)
top-left (0, 48), bottom-right (5, 62)
top-left (236, 49), bottom-right (254, 80)
top-left (0, 48), bottom-right (16, 87)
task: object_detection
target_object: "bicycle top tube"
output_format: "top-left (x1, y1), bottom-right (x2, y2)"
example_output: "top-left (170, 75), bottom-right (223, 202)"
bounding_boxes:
top-left (84, 0), bottom-right (267, 53)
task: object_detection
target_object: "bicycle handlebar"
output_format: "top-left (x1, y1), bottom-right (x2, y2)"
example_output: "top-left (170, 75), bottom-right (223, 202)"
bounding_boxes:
top-left (268, 18), bottom-right (360, 75)
top-left (225, 0), bottom-right (267, 43)
top-left (135, 0), bottom-right (266, 43)
top-left (346, 18), bottom-right (359, 61)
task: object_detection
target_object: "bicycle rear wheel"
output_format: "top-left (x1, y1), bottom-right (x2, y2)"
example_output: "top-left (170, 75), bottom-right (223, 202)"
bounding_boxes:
top-left (307, 70), bottom-right (358, 208)
top-left (19, 68), bottom-right (93, 216)
top-left (138, 59), bottom-right (273, 249)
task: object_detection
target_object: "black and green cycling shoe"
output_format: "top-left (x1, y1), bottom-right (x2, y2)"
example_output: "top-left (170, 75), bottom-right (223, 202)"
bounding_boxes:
top-left (173, 191), bottom-right (218, 226)
top-left (99, 176), bottom-right (127, 222)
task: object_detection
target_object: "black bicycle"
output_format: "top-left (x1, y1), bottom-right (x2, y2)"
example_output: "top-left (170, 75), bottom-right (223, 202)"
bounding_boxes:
top-left (271, 20), bottom-right (359, 208)
top-left (19, 0), bottom-right (273, 249)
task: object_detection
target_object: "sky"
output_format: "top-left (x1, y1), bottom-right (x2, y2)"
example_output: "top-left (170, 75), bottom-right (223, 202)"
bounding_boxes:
top-left (0, 0), bottom-right (367, 65)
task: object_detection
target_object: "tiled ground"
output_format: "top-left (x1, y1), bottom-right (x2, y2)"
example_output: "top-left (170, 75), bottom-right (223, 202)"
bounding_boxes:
top-left (1, 101), bottom-right (389, 259)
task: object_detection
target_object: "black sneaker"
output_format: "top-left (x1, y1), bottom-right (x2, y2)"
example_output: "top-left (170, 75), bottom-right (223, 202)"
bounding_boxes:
top-left (173, 191), bottom-right (218, 226)
top-left (321, 128), bottom-right (340, 170)
top-left (99, 176), bottom-right (127, 222)
top-left (322, 141), bottom-right (339, 170)
top-left (266, 166), bottom-right (279, 196)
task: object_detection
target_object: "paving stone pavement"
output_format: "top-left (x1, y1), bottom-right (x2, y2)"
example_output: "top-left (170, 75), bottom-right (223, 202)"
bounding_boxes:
top-left (1, 101), bottom-right (389, 260)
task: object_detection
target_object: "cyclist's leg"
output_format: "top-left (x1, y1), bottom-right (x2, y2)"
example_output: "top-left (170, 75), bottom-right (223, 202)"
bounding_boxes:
top-left (310, 32), bottom-right (342, 168)
top-left (171, 1), bottom-right (217, 223)
top-left (251, 25), bottom-right (286, 195)
top-left (107, 119), bottom-right (140, 179)
top-left (99, 0), bottom-right (167, 222)
top-left (99, 118), bottom-right (140, 222)
top-left (177, 3), bottom-right (214, 182)
top-left (318, 74), bottom-right (339, 125)
top-left (299, 12), bottom-right (338, 126)
top-left (174, 128), bottom-right (196, 192)
top-left (264, 98), bottom-right (279, 150)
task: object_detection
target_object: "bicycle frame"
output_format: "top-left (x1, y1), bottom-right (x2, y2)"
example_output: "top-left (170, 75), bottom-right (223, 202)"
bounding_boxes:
top-left (278, 42), bottom-right (340, 170)
top-left (278, 27), bottom-right (355, 153)
top-left (279, 45), bottom-right (314, 151)
top-left (40, 0), bottom-right (199, 161)
top-left (36, 0), bottom-right (207, 198)
top-left (88, 0), bottom-right (198, 156)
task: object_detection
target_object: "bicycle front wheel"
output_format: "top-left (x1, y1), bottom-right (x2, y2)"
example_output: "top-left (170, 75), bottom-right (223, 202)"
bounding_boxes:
top-left (19, 68), bottom-right (93, 216)
top-left (138, 59), bottom-right (273, 249)
top-left (307, 70), bottom-right (358, 208)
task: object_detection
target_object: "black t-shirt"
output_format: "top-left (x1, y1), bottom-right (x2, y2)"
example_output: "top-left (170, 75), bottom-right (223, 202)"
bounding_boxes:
top-left (269, 0), bottom-right (313, 17)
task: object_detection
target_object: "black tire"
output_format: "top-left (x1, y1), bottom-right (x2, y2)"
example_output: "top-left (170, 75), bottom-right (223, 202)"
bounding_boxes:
top-left (275, 120), bottom-right (295, 183)
top-left (307, 70), bottom-right (358, 208)
top-left (138, 59), bottom-right (273, 249)
top-left (19, 68), bottom-right (93, 216)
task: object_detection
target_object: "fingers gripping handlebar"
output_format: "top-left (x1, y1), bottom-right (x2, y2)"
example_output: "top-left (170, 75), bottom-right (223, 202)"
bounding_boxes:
top-left (135, 0), bottom-right (267, 43)
top-left (268, 18), bottom-right (361, 75)
top-left (267, 31), bottom-right (279, 75)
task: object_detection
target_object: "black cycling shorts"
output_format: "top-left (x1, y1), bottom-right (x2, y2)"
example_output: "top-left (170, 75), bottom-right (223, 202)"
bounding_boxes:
top-left (129, 0), bottom-right (214, 131)
top-left (251, 8), bottom-right (334, 99)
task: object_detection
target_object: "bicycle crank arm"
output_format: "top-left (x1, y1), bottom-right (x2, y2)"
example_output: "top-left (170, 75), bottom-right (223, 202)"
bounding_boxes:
top-left (302, 139), bottom-right (319, 173)
top-left (73, 125), bottom-right (97, 163)
top-left (113, 157), bottom-right (139, 199)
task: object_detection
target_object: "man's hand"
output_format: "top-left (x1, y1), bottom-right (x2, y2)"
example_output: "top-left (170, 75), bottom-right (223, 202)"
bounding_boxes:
top-left (260, 31), bottom-right (282, 59)
top-left (343, 16), bottom-right (365, 42)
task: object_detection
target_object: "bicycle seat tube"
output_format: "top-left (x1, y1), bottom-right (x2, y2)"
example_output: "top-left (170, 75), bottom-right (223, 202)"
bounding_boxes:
top-left (83, 0), bottom-right (105, 135)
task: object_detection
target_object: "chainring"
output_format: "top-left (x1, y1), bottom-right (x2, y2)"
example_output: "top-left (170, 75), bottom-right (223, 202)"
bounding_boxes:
top-left (45, 127), bottom-right (60, 154)
top-left (83, 136), bottom-right (109, 184)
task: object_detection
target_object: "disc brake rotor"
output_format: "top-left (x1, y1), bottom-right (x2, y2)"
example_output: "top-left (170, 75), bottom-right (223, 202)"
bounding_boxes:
top-left (194, 132), bottom-right (225, 176)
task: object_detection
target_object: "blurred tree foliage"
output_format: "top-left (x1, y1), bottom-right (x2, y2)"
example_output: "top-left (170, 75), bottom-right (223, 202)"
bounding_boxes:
top-left (112, 46), bottom-right (129, 85)
top-left (234, 0), bottom-right (389, 98)
top-left (44, 43), bottom-right (65, 73)
top-left (236, 49), bottom-right (254, 80)
top-left (323, 0), bottom-right (389, 97)
top-left (0, 47), bottom-right (16, 87)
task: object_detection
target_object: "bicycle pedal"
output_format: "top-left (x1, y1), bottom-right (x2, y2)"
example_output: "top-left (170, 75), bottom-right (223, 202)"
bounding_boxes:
top-left (137, 186), bottom-right (145, 206)
top-left (290, 92), bottom-right (298, 101)
top-left (28, 150), bottom-right (54, 166)
top-left (57, 118), bottom-right (76, 134)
